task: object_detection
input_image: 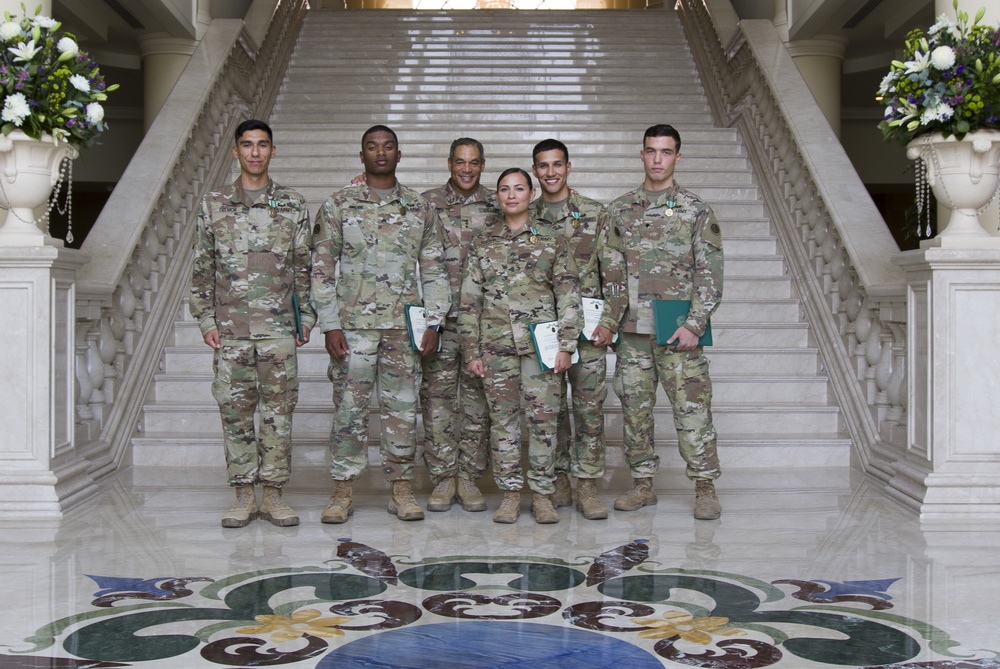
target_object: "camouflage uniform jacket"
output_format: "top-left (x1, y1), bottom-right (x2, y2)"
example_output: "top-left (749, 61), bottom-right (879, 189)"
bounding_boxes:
top-left (607, 182), bottom-right (723, 337)
top-left (422, 181), bottom-right (499, 321)
top-left (311, 182), bottom-right (450, 332)
top-left (458, 218), bottom-right (582, 359)
top-left (529, 192), bottom-right (628, 333)
top-left (190, 178), bottom-right (316, 339)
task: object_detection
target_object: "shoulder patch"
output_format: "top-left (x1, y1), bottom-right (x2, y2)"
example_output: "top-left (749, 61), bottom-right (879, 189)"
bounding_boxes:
top-left (703, 219), bottom-right (723, 247)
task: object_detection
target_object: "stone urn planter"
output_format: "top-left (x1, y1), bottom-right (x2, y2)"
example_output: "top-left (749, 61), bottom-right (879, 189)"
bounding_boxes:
top-left (907, 129), bottom-right (1000, 248)
top-left (0, 131), bottom-right (78, 247)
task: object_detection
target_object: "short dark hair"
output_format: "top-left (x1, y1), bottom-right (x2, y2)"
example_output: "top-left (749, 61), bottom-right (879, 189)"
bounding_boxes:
top-left (532, 138), bottom-right (569, 164)
top-left (362, 124), bottom-right (398, 147)
top-left (497, 167), bottom-right (533, 191)
top-left (450, 137), bottom-right (485, 161)
top-left (234, 119), bottom-right (272, 143)
top-left (643, 124), bottom-right (682, 151)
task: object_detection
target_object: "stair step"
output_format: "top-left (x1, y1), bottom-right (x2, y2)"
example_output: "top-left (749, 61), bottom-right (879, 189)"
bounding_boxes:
top-left (130, 435), bottom-right (849, 469)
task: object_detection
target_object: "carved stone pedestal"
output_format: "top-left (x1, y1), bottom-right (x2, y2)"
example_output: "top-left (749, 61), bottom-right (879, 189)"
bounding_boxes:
top-left (0, 245), bottom-right (98, 517)
top-left (890, 248), bottom-right (1000, 521)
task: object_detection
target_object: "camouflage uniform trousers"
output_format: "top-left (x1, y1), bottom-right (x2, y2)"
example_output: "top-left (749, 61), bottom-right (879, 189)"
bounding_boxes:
top-left (482, 348), bottom-right (563, 495)
top-left (328, 329), bottom-right (420, 482)
top-left (612, 332), bottom-right (721, 481)
top-left (554, 340), bottom-right (609, 479)
top-left (212, 337), bottom-right (299, 487)
top-left (419, 322), bottom-right (490, 484)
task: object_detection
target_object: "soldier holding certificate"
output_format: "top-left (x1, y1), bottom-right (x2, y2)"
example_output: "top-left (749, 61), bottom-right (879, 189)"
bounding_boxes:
top-left (529, 139), bottom-right (628, 520)
top-left (457, 168), bottom-right (582, 525)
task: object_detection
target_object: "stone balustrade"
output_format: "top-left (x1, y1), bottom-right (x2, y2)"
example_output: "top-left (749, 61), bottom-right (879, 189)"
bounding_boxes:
top-left (68, 0), bottom-right (307, 488)
top-left (676, 0), bottom-right (910, 487)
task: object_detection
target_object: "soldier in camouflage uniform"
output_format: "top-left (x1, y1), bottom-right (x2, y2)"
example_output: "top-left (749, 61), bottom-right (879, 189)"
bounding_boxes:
top-left (529, 139), bottom-right (628, 521)
top-left (458, 168), bottom-right (582, 525)
top-left (312, 125), bottom-right (450, 524)
top-left (190, 119), bottom-right (315, 529)
top-left (420, 138), bottom-right (497, 513)
top-left (607, 124), bottom-right (723, 520)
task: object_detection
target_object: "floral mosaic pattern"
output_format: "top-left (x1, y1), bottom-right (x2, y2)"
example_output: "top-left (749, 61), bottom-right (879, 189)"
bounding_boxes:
top-left (2, 539), bottom-right (998, 668)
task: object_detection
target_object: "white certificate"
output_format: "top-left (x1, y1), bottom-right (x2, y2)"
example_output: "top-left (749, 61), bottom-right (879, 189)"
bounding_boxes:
top-left (530, 320), bottom-right (580, 371)
top-left (405, 304), bottom-right (442, 352)
top-left (580, 297), bottom-right (619, 343)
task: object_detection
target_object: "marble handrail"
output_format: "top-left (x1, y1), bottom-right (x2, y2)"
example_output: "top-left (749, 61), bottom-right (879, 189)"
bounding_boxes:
top-left (72, 0), bottom-right (307, 478)
top-left (676, 0), bottom-right (909, 480)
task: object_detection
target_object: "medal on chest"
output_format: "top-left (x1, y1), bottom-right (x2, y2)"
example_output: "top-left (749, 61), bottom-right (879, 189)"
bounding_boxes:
top-left (664, 199), bottom-right (676, 217)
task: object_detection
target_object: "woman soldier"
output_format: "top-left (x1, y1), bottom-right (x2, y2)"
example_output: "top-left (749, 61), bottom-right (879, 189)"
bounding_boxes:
top-left (458, 168), bottom-right (582, 524)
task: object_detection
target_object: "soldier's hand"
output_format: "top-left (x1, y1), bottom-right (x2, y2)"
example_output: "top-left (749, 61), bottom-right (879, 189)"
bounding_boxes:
top-left (590, 325), bottom-right (614, 347)
top-left (203, 330), bottom-right (221, 350)
top-left (351, 172), bottom-right (367, 185)
top-left (553, 351), bottom-right (572, 373)
top-left (467, 359), bottom-right (485, 378)
top-left (419, 329), bottom-right (440, 357)
top-left (296, 327), bottom-right (311, 347)
top-left (668, 326), bottom-right (699, 351)
top-left (325, 329), bottom-right (349, 358)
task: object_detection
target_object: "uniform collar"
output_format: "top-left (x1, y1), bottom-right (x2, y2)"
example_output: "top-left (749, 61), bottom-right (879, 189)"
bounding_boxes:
top-left (230, 178), bottom-right (275, 207)
top-left (444, 180), bottom-right (490, 206)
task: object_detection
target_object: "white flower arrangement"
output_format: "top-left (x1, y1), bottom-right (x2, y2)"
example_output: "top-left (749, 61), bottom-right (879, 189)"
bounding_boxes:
top-left (1, 3), bottom-right (118, 145)
top-left (877, 0), bottom-right (1000, 145)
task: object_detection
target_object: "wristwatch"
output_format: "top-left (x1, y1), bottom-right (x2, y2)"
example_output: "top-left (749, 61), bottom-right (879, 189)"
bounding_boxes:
top-left (429, 325), bottom-right (443, 333)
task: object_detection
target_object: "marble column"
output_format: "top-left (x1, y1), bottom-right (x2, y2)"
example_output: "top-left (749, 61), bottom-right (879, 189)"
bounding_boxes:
top-left (137, 33), bottom-right (199, 132)
top-left (0, 246), bottom-right (98, 518)
top-left (784, 35), bottom-right (849, 138)
top-left (889, 248), bottom-right (1000, 521)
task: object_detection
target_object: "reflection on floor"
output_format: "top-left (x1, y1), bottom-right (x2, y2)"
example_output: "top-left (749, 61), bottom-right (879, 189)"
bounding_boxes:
top-left (2, 467), bottom-right (999, 668)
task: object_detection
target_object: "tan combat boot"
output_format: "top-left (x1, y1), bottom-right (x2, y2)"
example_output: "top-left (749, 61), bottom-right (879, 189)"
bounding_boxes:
top-left (221, 485), bottom-right (257, 528)
top-left (576, 478), bottom-right (608, 520)
top-left (550, 471), bottom-right (573, 508)
top-left (388, 480), bottom-right (424, 521)
top-left (321, 480), bottom-right (353, 524)
top-left (426, 477), bottom-right (457, 512)
top-left (531, 492), bottom-right (560, 524)
top-left (456, 476), bottom-right (487, 512)
top-left (259, 485), bottom-right (299, 527)
top-left (613, 477), bottom-right (657, 511)
top-left (493, 490), bottom-right (521, 524)
top-left (694, 480), bottom-right (722, 520)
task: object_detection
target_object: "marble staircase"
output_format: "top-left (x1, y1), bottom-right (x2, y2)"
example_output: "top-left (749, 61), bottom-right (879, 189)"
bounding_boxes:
top-left (131, 9), bottom-right (850, 477)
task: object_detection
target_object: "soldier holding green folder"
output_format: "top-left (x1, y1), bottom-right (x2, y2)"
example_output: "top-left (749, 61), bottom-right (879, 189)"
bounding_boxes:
top-left (606, 124), bottom-right (724, 520)
top-left (190, 119), bottom-right (315, 528)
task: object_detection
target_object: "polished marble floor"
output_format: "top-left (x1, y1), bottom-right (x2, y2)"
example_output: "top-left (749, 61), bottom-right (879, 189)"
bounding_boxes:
top-left (2, 466), bottom-right (999, 668)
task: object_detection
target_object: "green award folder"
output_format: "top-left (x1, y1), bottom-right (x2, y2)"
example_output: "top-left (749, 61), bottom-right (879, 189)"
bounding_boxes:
top-left (652, 300), bottom-right (713, 347)
top-left (292, 293), bottom-right (304, 341)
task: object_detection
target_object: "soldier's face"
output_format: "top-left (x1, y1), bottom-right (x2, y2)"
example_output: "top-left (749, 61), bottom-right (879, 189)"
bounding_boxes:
top-left (497, 172), bottom-right (534, 217)
top-left (360, 130), bottom-right (400, 176)
top-left (448, 144), bottom-right (485, 197)
top-left (232, 130), bottom-right (274, 180)
top-left (532, 149), bottom-right (571, 200)
top-left (641, 136), bottom-right (681, 190)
